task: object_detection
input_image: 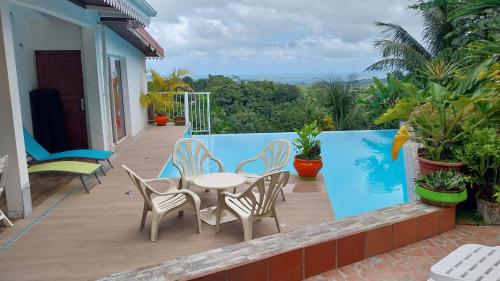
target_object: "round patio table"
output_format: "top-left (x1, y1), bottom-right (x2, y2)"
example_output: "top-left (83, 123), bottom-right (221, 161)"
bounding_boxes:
top-left (194, 172), bottom-right (246, 226)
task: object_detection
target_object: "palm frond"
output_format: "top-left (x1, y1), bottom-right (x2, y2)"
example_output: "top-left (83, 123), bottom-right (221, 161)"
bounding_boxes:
top-left (374, 22), bottom-right (432, 59)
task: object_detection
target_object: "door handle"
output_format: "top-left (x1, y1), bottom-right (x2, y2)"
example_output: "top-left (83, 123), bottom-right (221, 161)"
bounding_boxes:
top-left (80, 98), bottom-right (85, 112)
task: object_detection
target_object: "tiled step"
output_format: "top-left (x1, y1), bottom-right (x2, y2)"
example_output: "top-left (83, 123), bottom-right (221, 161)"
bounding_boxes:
top-left (98, 201), bottom-right (456, 281)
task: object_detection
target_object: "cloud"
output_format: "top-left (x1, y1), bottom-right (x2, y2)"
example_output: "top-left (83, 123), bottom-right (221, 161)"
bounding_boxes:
top-left (145, 0), bottom-right (423, 76)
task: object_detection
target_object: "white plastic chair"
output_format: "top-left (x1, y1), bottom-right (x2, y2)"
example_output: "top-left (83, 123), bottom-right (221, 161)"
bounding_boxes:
top-left (172, 138), bottom-right (225, 190)
top-left (429, 244), bottom-right (500, 281)
top-left (0, 155), bottom-right (14, 227)
top-left (235, 139), bottom-right (291, 201)
top-left (216, 171), bottom-right (290, 241)
top-left (122, 165), bottom-right (201, 242)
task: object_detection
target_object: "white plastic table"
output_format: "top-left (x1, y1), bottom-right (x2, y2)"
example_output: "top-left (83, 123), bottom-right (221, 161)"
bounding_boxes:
top-left (194, 172), bottom-right (246, 226)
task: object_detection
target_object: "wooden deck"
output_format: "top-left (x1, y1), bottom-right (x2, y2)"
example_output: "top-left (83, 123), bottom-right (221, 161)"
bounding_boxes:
top-left (0, 125), bottom-right (333, 281)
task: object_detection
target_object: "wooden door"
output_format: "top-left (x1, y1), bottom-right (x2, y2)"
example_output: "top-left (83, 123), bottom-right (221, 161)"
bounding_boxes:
top-left (35, 50), bottom-right (88, 149)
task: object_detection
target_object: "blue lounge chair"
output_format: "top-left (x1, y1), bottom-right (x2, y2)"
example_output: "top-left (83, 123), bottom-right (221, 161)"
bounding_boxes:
top-left (23, 128), bottom-right (113, 168)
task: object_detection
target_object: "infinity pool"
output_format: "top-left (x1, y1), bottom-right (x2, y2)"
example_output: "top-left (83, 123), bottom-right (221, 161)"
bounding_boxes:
top-left (160, 130), bottom-right (409, 219)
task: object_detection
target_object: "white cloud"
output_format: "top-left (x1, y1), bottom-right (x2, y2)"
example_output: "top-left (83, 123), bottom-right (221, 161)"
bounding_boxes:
top-left (145, 0), bottom-right (424, 76)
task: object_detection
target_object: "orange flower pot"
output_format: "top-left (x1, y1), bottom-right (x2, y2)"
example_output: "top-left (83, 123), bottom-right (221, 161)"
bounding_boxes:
top-left (416, 149), bottom-right (463, 176)
top-left (154, 114), bottom-right (169, 126)
top-left (293, 156), bottom-right (323, 178)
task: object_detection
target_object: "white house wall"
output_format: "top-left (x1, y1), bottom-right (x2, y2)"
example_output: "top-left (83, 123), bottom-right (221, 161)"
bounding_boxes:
top-left (104, 26), bottom-right (148, 138)
top-left (9, 0), bottom-right (149, 149)
top-left (11, 4), bottom-right (84, 132)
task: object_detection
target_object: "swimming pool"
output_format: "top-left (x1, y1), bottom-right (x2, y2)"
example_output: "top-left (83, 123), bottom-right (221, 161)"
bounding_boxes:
top-left (160, 130), bottom-right (409, 219)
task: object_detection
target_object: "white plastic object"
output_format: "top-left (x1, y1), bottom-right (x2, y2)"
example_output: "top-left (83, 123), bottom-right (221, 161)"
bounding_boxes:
top-left (429, 244), bottom-right (500, 281)
top-left (235, 139), bottom-right (291, 201)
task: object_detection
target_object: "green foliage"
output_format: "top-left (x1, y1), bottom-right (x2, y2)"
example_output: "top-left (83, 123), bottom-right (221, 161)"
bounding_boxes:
top-left (358, 74), bottom-right (407, 128)
top-left (454, 127), bottom-right (500, 202)
top-left (494, 185), bottom-right (500, 203)
top-left (293, 121), bottom-right (322, 160)
top-left (415, 170), bottom-right (467, 192)
top-left (313, 75), bottom-right (367, 130)
top-left (368, 0), bottom-right (499, 76)
top-left (376, 74), bottom-right (499, 162)
top-left (139, 91), bottom-right (172, 115)
top-left (142, 69), bottom-right (193, 116)
top-left (190, 75), bottom-right (332, 134)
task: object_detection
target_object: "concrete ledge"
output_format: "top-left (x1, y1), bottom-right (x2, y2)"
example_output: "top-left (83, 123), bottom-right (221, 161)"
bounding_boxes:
top-left (98, 201), bottom-right (456, 281)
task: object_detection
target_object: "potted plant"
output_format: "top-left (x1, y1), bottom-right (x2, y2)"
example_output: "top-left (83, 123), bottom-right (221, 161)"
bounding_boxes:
top-left (140, 69), bottom-right (193, 127)
top-left (174, 116), bottom-right (186, 126)
top-left (383, 82), bottom-right (493, 175)
top-left (415, 170), bottom-right (467, 207)
top-left (455, 127), bottom-right (500, 224)
top-left (140, 91), bottom-right (172, 126)
top-left (293, 121), bottom-right (323, 178)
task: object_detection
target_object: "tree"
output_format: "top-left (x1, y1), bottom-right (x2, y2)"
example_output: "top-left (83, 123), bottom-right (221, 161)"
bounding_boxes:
top-left (313, 75), bottom-right (367, 130)
top-left (366, 0), bottom-right (457, 73)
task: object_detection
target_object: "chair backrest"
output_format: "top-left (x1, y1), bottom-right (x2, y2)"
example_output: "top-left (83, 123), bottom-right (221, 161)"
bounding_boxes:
top-left (239, 171), bottom-right (290, 216)
top-left (258, 140), bottom-right (291, 174)
top-left (23, 127), bottom-right (50, 161)
top-left (121, 165), bottom-right (175, 208)
top-left (172, 138), bottom-right (221, 179)
top-left (0, 155), bottom-right (8, 195)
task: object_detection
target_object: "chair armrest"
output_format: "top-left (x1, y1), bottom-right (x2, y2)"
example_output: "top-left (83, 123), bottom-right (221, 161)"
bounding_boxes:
top-left (220, 191), bottom-right (241, 199)
top-left (235, 156), bottom-right (260, 174)
top-left (208, 155), bottom-right (225, 172)
top-left (144, 178), bottom-right (177, 194)
top-left (176, 189), bottom-right (201, 202)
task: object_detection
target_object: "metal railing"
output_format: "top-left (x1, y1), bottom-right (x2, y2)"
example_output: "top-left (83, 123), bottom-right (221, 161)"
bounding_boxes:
top-left (158, 92), bottom-right (211, 134)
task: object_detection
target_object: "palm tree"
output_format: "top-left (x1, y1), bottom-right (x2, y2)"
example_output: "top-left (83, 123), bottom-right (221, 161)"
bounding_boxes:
top-left (140, 69), bottom-right (192, 115)
top-left (315, 75), bottom-right (366, 130)
top-left (366, 22), bottom-right (432, 73)
top-left (366, 0), bottom-right (456, 73)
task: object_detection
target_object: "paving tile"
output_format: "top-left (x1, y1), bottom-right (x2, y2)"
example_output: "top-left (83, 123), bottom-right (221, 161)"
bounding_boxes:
top-left (393, 218), bottom-right (418, 248)
top-left (438, 207), bottom-right (456, 233)
top-left (227, 259), bottom-right (267, 281)
top-left (337, 232), bottom-right (366, 267)
top-left (417, 212), bottom-right (439, 240)
top-left (268, 248), bottom-right (303, 281)
top-left (304, 240), bottom-right (337, 278)
top-left (365, 225), bottom-right (393, 257)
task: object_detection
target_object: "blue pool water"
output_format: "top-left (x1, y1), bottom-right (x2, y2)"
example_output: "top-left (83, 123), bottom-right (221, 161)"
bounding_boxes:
top-left (160, 130), bottom-right (409, 219)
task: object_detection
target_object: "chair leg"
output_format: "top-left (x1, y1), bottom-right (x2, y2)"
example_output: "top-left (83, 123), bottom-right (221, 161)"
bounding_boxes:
top-left (0, 211), bottom-right (13, 227)
top-left (94, 173), bottom-right (101, 184)
top-left (273, 209), bottom-right (281, 233)
top-left (151, 213), bottom-right (161, 242)
top-left (280, 189), bottom-right (286, 201)
top-left (193, 202), bottom-right (201, 233)
top-left (79, 175), bottom-right (90, 193)
top-left (99, 165), bottom-right (106, 176)
top-left (140, 202), bottom-right (148, 229)
top-left (106, 158), bottom-right (114, 169)
top-left (242, 218), bottom-right (253, 241)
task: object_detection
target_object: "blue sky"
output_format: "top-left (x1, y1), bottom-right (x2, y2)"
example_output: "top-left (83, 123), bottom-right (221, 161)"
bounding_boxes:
top-left (145, 0), bottom-right (423, 77)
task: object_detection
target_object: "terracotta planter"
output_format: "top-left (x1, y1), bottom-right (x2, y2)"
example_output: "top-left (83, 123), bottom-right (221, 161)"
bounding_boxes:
top-left (416, 150), bottom-right (464, 175)
top-left (415, 184), bottom-right (467, 207)
top-left (154, 114), bottom-right (169, 126)
top-left (174, 116), bottom-right (186, 126)
top-left (477, 197), bottom-right (500, 225)
top-left (293, 156), bottom-right (323, 178)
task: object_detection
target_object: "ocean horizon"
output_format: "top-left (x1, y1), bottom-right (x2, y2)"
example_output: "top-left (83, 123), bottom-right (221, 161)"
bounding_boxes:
top-left (188, 71), bottom-right (385, 85)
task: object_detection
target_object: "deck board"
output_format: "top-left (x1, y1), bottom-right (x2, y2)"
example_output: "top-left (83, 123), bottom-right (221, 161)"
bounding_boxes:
top-left (0, 125), bottom-right (333, 281)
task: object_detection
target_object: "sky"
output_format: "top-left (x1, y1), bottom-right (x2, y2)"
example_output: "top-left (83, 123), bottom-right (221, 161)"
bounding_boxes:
top-left (145, 0), bottom-right (424, 77)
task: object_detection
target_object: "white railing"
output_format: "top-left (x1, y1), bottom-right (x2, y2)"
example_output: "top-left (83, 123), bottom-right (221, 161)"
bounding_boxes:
top-left (158, 92), bottom-right (211, 134)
